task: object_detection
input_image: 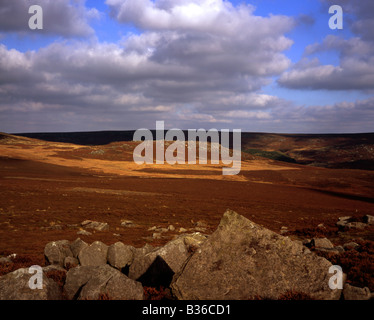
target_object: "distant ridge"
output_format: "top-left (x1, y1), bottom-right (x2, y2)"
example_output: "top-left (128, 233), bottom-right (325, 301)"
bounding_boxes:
top-left (13, 131), bottom-right (136, 146)
top-left (12, 131), bottom-right (374, 146)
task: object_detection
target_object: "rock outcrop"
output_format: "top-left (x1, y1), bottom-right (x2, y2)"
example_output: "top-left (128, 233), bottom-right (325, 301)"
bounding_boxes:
top-left (64, 265), bottom-right (143, 300)
top-left (2, 209), bottom-right (372, 300)
top-left (171, 209), bottom-right (343, 300)
top-left (78, 241), bottom-right (108, 266)
top-left (129, 233), bottom-right (207, 287)
top-left (44, 240), bottom-right (73, 267)
top-left (107, 242), bottom-right (135, 271)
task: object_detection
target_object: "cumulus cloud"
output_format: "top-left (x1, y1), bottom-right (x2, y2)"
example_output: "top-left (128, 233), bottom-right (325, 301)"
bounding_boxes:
top-left (1, 0), bottom-right (371, 133)
top-left (278, 43), bottom-right (374, 91)
top-left (1, 0), bottom-right (298, 132)
top-left (0, 0), bottom-right (97, 37)
top-left (107, 0), bottom-right (250, 32)
top-left (0, 39), bottom-right (287, 131)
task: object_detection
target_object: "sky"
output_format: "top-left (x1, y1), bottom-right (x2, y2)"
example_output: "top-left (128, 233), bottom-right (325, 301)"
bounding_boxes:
top-left (0, 0), bottom-right (373, 133)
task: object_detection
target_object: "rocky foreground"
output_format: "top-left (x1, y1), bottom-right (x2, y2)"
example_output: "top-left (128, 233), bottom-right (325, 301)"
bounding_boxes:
top-left (0, 210), bottom-right (373, 300)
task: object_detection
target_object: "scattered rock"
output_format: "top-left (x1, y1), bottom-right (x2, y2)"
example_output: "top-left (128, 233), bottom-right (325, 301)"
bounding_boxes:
top-left (0, 268), bottom-right (62, 300)
top-left (121, 220), bottom-right (135, 227)
top-left (343, 242), bottom-right (359, 250)
top-left (336, 216), bottom-right (351, 229)
top-left (345, 222), bottom-right (368, 230)
top-left (336, 216), bottom-right (372, 230)
top-left (81, 220), bottom-right (109, 232)
top-left (280, 226), bottom-right (288, 235)
top-left (193, 221), bottom-right (208, 232)
top-left (44, 240), bottom-right (73, 267)
top-left (43, 224), bottom-right (64, 231)
top-left (0, 257), bottom-right (11, 264)
top-left (343, 283), bottom-right (371, 300)
top-left (78, 241), bottom-right (108, 267)
top-left (77, 230), bottom-right (92, 236)
top-left (171, 209), bottom-right (343, 300)
top-left (336, 221), bottom-right (347, 229)
top-left (311, 238), bottom-right (334, 249)
top-left (152, 232), bottom-right (162, 239)
top-left (168, 225), bottom-right (175, 231)
top-left (149, 226), bottom-right (169, 233)
top-left (364, 215), bottom-right (374, 225)
top-left (196, 220), bottom-right (208, 228)
top-left (64, 265), bottom-right (144, 300)
top-left (107, 242), bottom-right (135, 271)
top-left (338, 216), bottom-right (352, 222)
top-left (179, 227), bottom-right (187, 233)
top-left (90, 149), bottom-right (105, 155)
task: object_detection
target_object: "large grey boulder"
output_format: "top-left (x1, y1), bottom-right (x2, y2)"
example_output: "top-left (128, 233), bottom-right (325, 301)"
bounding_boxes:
top-left (0, 268), bottom-right (62, 300)
top-left (70, 238), bottom-right (88, 258)
top-left (64, 265), bottom-right (143, 300)
top-left (78, 241), bottom-right (108, 266)
top-left (171, 209), bottom-right (343, 300)
top-left (107, 242), bottom-right (135, 270)
top-left (128, 233), bottom-right (206, 283)
top-left (129, 244), bottom-right (155, 272)
top-left (44, 240), bottom-right (73, 267)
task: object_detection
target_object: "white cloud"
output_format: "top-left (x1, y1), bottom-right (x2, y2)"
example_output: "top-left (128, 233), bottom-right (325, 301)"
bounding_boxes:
top-left (278, 36), bottom-right (374, 90)
top-left (0, 0), bottom-right (296, 132)
top-left (2, 0), bottom-right (372, 133)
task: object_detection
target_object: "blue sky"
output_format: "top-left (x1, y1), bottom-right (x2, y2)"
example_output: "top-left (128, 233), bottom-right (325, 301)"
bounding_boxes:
top-left (0, 0), bottom-right (373, 133)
